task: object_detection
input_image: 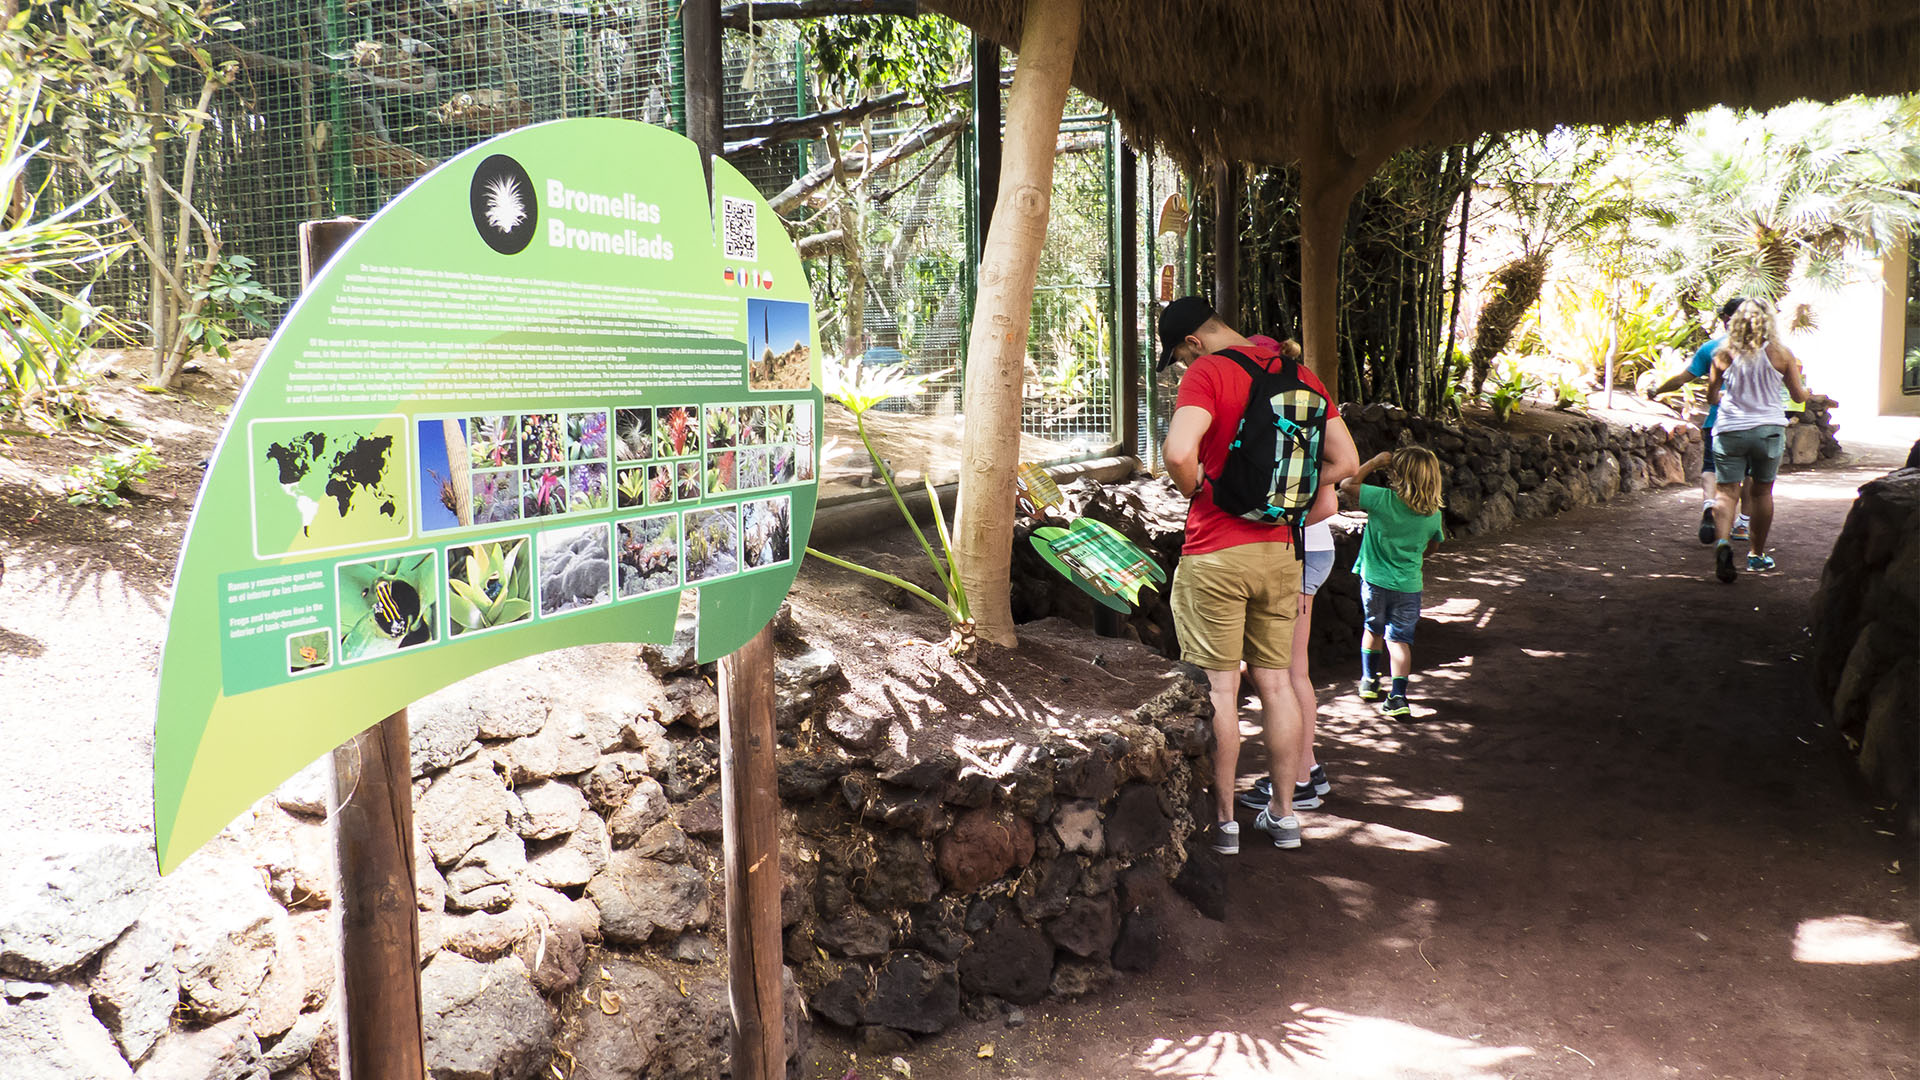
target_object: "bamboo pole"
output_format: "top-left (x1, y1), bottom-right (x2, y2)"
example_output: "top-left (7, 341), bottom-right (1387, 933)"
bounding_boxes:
top-left (954, 0), bottom-right (1084, 648)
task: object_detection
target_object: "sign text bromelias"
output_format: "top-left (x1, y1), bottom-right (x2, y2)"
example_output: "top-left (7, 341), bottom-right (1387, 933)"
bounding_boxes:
top-left (545, 180), bottom-right (675, 260)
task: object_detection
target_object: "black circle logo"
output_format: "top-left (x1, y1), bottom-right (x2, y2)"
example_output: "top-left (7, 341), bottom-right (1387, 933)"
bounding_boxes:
top-left (470, 154), bottom-right (538, 254)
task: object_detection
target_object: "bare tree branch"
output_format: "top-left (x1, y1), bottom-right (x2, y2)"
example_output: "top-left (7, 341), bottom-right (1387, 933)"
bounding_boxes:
top-left (722, 74), bottom-right (976, 152)
top-left (769, 110), bottom-right (966, 214)
top-left (721, 0), bottom-right (918, 31)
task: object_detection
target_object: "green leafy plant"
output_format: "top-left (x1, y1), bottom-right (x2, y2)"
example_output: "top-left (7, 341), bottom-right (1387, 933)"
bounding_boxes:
top-left (805, 354), bottom-right (974, 653)
top-left (64, 441), bottom-right (159, 506)
top-left (1487, 361), bottom-right (1540, 424)
top-left (1550, 373), bottom-right (1589, 411)
top-left (181, 255), bottom-right (283, 361)
top-left (5, 0), bottom-right (249, 387)
top-left (0, 87), bottom-right (130, 425)
top-left (446, 540), bottom-right (532, 634)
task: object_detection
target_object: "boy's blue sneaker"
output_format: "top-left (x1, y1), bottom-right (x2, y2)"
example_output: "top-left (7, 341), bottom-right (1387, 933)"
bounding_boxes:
top-left (1381, 693), bottom-right (1411, 719)
top-left (1253, 810), bottom-right (1302, 849)
top-left (1747, 553), bottom-right (1775, 572)
top-left (1358, 675), bottom-right (1383, 701)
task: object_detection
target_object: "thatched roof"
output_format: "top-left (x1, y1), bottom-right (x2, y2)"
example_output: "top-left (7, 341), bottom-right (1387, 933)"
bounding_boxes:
top-left (925, 0), bottom-right (1920, 166)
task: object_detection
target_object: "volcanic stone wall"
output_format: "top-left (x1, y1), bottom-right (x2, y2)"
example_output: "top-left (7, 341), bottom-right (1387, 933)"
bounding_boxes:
top-left (1810, 466), bottom-right (1919, 832)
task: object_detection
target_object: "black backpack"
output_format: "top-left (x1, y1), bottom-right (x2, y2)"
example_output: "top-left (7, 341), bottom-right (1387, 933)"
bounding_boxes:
top-left (1204, 348), bottom-right (1329, 544)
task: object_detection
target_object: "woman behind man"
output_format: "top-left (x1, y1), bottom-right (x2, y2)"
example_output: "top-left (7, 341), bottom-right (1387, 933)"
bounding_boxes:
top-left (1708, 299), bottom-right (1810, 583)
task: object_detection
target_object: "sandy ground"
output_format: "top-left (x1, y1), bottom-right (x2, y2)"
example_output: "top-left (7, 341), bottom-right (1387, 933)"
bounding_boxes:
top-left (805, 429), bottom-right (1920, 1080)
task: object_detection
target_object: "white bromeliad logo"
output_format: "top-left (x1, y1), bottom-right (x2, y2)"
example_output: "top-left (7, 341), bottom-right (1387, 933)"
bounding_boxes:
top-left (483, 176), bottom-right (526, 233)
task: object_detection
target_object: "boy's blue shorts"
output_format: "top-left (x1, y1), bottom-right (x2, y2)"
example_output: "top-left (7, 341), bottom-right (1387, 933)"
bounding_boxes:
top-left (1361, 580), bottom-right (1422, 643)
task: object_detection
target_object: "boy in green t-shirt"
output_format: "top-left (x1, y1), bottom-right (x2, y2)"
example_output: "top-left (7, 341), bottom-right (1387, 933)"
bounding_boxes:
top-left (1338, 446), bottom-right (1447, 718)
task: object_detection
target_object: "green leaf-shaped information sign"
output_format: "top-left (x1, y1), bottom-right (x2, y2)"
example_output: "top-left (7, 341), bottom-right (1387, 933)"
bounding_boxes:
top-left (155, 119), bottom-right (822, 873)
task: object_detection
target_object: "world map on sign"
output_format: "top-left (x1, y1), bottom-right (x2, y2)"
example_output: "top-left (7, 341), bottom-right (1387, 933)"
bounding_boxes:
top-left (249, 417), bottom-right (411, 557)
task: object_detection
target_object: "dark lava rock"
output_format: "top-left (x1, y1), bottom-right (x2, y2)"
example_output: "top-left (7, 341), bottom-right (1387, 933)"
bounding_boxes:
top-left (905, 903), bottom-right (969, 962)
top-left (1046, 895), bottom-right (1117, 959)
top-left (676, 792), bottom-right (723, 840)
top-left (811, 965), bottom-right (865, 1028)
top-left (875, 751), bottom-right (958, 791)
top-left (857, 831), bottom-right (941, 909)
top-left (1013, 856), bottom-right (1080, 922)
top-left (957, 913), bottom-right (1052, 1005)
top-left (1104, 783), bottom-right (1172, 856)
top-left (1051, 746), bottom-right (1118, 801)
top-left (814, 911), bottom-right (891, 959)
top-left (874, 787), bottom-right (950, 839)
top-left (1173, 844), bottom-right (1227, 921)
top-left (856, 1026), bottom-right (913, 1055)
top-left (776, 752), bottom-right (849, 800)
top-left (861, 951), bottom-right (959, 1035)
top-left (1111, 910), bottom-right (1161, 972)
top-left (660, 735), bottom-right (718, 802)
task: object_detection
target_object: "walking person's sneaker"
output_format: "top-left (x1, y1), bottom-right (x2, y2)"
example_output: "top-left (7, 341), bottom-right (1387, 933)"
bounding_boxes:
top-left (1254, 809), bottom-right (1303, 849)
top-left (1697, 506), bottom-right (1717, 545)
top-left (1731, 515), bottom-right (1751, 541)
top-left (1381, 693), bottom-right (1411, 719)
top-left (1715, 541), bottom-right (1737, 584)
top-left (1309, 764), bottom-right (1331, 797)
top-left (1746, 553), bottom-right (1775, 572)
top-left (1357, 675), bottom-right (1383, 701)
top-left (1237, 777), bottom-right (1321, 811)
top-left (1209, 820), bottom-right (1240, 856)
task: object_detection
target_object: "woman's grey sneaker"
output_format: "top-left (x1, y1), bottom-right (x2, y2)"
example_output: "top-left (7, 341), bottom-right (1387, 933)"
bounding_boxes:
top-left (1381, 693), bottom-right (1411, 718)
top-left (1254, 810), bottom-right (1303, 849)
top-left (1209, 820), bottom-right (1240, 856)
top-left (1697, 506), bottom-right (1716, 545)
top-left (1309, 764), bottom-right (1331, 796)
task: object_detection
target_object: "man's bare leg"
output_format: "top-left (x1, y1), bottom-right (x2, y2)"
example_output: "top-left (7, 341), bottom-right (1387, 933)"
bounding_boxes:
top-left (1247, 665), bottom-right (1301, 820)
top-left (1288, 593), bottom-right (1318, 786)
top-left (1205, 667), bottom-right (1243, 823)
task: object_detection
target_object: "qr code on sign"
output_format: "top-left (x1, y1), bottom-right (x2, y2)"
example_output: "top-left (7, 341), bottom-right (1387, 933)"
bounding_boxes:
top-left (721, 196), bottom-right (757, 260)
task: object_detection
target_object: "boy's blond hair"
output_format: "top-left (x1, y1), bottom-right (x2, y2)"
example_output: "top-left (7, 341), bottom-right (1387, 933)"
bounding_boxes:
top-left (1391, 446), bottom-right (1445, 517)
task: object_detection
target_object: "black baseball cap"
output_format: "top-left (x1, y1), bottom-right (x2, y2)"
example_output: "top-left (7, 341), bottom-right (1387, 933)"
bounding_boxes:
top-left (1717, 296), bottom-right (1749, 323)
top-left (1157, 295), bottom-right (1215, 371)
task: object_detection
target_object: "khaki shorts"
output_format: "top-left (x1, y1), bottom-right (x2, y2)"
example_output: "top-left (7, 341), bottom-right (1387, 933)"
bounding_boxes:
top-left (1170, 542), bottom-right (1302, 671)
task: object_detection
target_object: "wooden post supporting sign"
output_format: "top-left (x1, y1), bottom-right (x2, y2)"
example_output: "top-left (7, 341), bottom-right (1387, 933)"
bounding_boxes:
top-left (683, 8), bottom-right (787, 1075)
top-left (302, 217), bottom-right (427, 1080)
top-left (718, 627), bottom-right (786, 1078)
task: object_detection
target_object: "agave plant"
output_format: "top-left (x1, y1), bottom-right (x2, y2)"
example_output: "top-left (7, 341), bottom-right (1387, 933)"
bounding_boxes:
top-left (447, 540), bottom-right (533, 634)
top-left (806, 354), bottom-right (974, 653)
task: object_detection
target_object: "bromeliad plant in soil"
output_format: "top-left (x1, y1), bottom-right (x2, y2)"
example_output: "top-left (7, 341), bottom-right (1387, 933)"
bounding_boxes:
top-left (805, 355), bottom-right (975, 655)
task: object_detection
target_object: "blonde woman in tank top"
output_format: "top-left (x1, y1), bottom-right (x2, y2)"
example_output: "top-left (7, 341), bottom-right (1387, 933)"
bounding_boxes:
top-left (1706, 299), bottom-right (1809, 583)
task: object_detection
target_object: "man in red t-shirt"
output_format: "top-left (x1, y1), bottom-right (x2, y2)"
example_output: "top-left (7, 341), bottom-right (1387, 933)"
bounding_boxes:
top-left (1159, 296), bottom-right (1358, 855)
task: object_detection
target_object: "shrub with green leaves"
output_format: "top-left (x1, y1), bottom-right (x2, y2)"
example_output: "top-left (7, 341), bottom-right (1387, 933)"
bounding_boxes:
top-left (64, 441), bottom-right (159, 507)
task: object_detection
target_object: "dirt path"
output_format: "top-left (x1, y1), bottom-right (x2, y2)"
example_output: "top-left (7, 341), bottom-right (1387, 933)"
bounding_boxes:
top-left (820, 456), bottom-right (1919, 1079)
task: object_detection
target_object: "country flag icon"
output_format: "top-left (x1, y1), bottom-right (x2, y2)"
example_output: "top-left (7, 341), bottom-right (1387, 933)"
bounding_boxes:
top-left (759, 270), bottom-right (774, 290)
top-left (723, 267), bottom-right (737, 285)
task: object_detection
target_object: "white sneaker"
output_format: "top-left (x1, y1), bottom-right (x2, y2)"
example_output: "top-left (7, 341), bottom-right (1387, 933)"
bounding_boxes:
top-left (1254, 810), bottom-right (1303, 849)
top-left (1731, 515), bottom-right (1751, 541)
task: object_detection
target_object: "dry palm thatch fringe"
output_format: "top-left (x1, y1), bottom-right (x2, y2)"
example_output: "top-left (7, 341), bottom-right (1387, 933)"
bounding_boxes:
top-left (923, 0), bottom-right (1920, 169)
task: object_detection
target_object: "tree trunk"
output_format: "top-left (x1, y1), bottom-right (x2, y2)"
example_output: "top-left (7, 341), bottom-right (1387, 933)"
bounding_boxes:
top-left (1297, 152), bottom-right (1352, 391)
top-left (146, 73), bottom-right (172, 380)
top-left (954, 0), bottom-right (1082, 648)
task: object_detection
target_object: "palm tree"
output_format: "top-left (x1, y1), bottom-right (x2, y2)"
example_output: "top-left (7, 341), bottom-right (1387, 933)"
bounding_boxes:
top-left (1641, 96), bottom-right (1920, 306)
